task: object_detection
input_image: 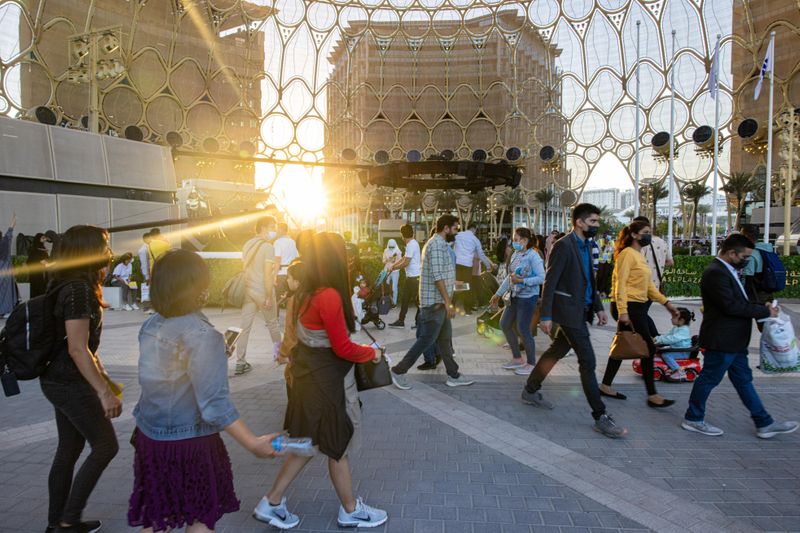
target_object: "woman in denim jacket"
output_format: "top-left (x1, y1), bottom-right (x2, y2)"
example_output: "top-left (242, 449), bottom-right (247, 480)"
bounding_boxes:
top-left (128, 250), bottom-right (278, 533)
top-left (490, 227), bottom-right (546, 376)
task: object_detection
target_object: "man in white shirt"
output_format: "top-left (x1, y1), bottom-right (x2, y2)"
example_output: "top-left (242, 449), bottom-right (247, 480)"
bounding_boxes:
top-left (137, 231), bottom-right (151, 311)
top-left (273, 222), bottom-right (298, 311)
top-left (111, 253), bottom-right (137, 311)
top-left (453, 222), bottom-right (493, 314)
top-left (388, 224), bottom-right (421, 328)
top-left (236, 216), bottom-right (282, 375)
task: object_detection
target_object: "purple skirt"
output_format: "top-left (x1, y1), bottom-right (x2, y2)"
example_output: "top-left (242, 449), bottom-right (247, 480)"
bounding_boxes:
top-left (127, 429), bottom-right (240, 531)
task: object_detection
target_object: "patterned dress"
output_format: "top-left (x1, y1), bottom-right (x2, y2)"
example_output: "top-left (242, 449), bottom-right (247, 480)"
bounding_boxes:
top-left (0, 227), bottom-right (18, 315)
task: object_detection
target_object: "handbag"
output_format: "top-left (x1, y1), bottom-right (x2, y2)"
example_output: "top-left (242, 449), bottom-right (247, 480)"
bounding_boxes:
top-left (222, 240), bottom-right (265, 310)
top-left (609, 324), bottom-right (650, 360)
top-left (355, 328), bottom-right (392, 391)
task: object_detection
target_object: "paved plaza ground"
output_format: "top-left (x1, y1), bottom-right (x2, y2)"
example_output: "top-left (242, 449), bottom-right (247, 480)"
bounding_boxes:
top-left (1, 301), bottom-right (798, 533)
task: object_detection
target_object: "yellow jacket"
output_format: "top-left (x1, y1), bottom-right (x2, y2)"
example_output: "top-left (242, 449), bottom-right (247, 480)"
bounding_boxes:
top-left (611, 247), bottom-right (667, 315)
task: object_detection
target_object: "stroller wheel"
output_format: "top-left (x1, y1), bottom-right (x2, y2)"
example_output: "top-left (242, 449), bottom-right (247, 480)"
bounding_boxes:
top-left (376, 320), bottom-right (386, 330)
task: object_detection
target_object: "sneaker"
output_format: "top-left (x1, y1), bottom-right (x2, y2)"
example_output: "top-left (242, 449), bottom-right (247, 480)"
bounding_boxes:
top-left (55, 520), bottom-right (102, 533)
top-left (665, 369), bottom-right (687, 383)
top-left (514, 365), bottom-right (534, 376)
top-left (146, 309), bottom-right (155, 315)
top-left (337, 497), bottom-right (388, 528)
top-left (123, 304), bottom-right (133, 311)
top-left (388, 320), bottom-right (405, 329)
top-left (391, 370), bottom-right (412, 390)
top-left (416, 362), bottom-right (438, 370)
top-left (253, 496), bottom-right (300, 529)
top-left (235, 362), bottom-right (253, 376)
top-left (594, 414), bottom-right (628, 439)
top-left (520, 389), bottom-right (554, 410)
top-left (681, 419), bottom-right (724, 436)
top-left (756, 421), bottom-right (799, 439)
top-left (502, 360), bottom-right (526, 370)
top-left (446, 374), bottom-right (475, 387)
top-left (132, 303), bottom-right (140, 310)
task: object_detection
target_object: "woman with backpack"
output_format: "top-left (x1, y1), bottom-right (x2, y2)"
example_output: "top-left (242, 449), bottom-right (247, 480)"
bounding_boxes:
top-left (40, 225), bottom-right (121, 533)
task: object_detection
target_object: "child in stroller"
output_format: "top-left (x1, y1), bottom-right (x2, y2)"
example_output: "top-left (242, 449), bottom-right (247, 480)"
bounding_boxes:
top-left (355, 270), bottom-right (391, 330)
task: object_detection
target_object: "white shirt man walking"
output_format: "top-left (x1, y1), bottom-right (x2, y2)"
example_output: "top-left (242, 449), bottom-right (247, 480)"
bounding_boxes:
top-left (273, 222), bottom-right (298, 310)
top-left (236, 215), bottom-right (282, 375)
top-left (453, 222), bottom-right (493, 314)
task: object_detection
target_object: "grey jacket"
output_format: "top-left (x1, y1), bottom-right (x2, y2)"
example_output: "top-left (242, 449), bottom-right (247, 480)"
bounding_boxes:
top-left (540, 232), bottom-right (604, 329)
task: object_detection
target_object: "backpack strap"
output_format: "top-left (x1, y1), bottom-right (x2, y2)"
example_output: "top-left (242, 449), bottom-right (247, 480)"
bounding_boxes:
top-left (649, 243), bottom-right (663, 284)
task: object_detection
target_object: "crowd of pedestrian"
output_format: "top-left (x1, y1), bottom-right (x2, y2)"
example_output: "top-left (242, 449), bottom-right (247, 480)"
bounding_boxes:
top-left (0, 205), bottom-right (797, 533)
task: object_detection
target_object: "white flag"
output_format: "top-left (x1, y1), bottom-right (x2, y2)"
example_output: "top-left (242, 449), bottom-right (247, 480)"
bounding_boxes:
top-left (708, 40), bottom-right (720, 99)
top-left (754, 36), bottom-right (774, 100)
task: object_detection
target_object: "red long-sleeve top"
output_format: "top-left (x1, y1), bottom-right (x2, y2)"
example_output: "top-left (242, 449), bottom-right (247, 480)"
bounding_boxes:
top-left (297, 288), bottom-right (375, 363)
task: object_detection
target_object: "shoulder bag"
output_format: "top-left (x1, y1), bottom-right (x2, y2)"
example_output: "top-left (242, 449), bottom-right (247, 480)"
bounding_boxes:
top-left (222, 240), bottom-right (266, 310)
top-left (353, 327), bottom-right (392, 391)
top-left (609, 323), bottom-right (650, 360)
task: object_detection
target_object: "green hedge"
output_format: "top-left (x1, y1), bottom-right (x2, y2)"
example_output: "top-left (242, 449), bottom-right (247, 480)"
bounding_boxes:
top-left (12, 253), bottom-right (800, 303)
top-left (662, 255), bottom-right (800, 298)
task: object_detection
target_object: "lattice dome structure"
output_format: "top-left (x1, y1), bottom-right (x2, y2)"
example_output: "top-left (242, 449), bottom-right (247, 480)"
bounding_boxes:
top-left (0, 0), bottom-right (797, 211)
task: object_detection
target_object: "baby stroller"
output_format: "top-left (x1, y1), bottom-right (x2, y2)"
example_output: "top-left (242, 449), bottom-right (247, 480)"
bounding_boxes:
top-left (476, 308), bottom-right (503, 339)
top-left (632, 335), bottom-right (704, 382)
top-left (359, 269), bottom-right (391, 330)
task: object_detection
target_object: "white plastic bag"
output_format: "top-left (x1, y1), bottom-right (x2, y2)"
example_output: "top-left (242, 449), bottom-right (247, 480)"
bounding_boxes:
top-left (759, 312), bottom-right (800, 373)
top-left (140, 282), bottom-right (150, 302)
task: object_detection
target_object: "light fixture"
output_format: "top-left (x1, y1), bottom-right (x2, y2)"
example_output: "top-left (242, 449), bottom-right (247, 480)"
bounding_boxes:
top-left (70, 38), bottom-right (90, 62)
top-left (202, 137), bottom-right (219, 153)
top-left (165, 130), bottom-right (183, 148)
top-left (374, 150), bottom-right (389, 164)
top-left (99, 32), bottom-right (120, 54)
top-left (651, 131), bottom-right (676, 160)
top-left (33, 106), bottom-right (57, 125)
top-left (440, 149), bottom-right (455, 161)
top-left (341, 148), bottom-right (357, 161)
top-left (67, 67), bottom-right (90, 84)
top-left (471, 149), bottom-right (487, 162)
top-left (239, 140), bottom-right (256, 157)
top-left (407, 149), bottom-right (422, 162)
top-left (506, 147), bottom-right (522, 161)
top-left (124, 125), bottom-right (144, 142)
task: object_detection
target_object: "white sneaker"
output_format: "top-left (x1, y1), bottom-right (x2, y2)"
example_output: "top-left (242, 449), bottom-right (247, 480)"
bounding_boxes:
top-left (514, 364), bottom-right (534, 376)
top-left (132, 303), bottom-right (140, 310)
top-left (337, 497), bottom-right (388, 528)
top-left (446, 374), bottom-right (475, 387)
top-left (681, 419), bottom-right (724, 436)
top-left (253, 496), bottom-right (300, 529)
top-left (123, 304), bottom-right (133, 311)
top-left (501, 360), bottom-right (526, 370)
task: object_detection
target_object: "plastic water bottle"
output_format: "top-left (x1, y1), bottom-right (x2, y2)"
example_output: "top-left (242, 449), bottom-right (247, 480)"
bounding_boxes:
top-left (271, 436), bottom-right (315, 456)
top-left (514, 267), bottom-right (525, 284)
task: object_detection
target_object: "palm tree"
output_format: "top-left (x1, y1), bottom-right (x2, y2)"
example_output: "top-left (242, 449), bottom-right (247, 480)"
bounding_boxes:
top-left (696, 204), bottom-right (711, 236)
top-left (722, 172), bottom-right (757, 230)
top-left (534, 188), bottom-right (555, 234)
top-left (682, 182), bottom-right (710, 237)
top-left (638, 180), bottom-right (669, 225)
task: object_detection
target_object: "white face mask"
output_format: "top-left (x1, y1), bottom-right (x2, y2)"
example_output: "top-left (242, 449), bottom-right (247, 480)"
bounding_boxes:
top-left (267, 231), bottom-right (277, 240)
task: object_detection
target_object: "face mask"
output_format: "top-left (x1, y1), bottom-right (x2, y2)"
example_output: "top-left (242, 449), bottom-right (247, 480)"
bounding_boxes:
top-left (389, 246), bottom-right (395, 250)
top-left (512, 242), bottom-right (523, 251)
top-left (267, 231), bottom-right (277, 240)
top-left (638, 234), bottom-right (652, 246)
top-left (584, 225), bottom-right (599, 238)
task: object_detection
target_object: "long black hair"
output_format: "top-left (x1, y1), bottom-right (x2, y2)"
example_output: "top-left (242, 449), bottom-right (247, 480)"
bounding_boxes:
top-left (295, 231), bottom-right (357, 333)
top-left (51, 225), bottom-right (111, 307)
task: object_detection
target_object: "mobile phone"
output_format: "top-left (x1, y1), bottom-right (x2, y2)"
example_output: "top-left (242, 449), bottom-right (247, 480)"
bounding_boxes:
top-left (225, 327), bottom-right (243, 353)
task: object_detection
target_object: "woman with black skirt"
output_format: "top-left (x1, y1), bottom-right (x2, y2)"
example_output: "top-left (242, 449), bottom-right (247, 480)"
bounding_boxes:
top-left (253, 232), bottom-right (387, 530)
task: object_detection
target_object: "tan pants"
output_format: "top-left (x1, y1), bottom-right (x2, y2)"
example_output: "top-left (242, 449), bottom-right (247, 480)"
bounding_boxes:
top-left (237, 291), bottom-right (282, 363)
top-left (343, 367), bottom-right (361, 456)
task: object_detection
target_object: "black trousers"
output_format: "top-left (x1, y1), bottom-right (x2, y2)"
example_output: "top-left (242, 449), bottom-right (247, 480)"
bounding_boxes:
top-left (602, 301), bottom-right (658, 396)
top-left (525, 314), bottom-right (606, 420)
top-left (455, 264), bottom-right (475, 313)
top-left (398, 275), bottom-right (419, 323)
top-left (40, 380), bottom-right (119, 527)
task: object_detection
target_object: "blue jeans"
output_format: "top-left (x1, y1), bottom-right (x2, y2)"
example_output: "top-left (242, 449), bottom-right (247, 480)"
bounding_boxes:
top-left (685, 350), bottom-right (774, 428)
top-left (500, 296), bottom-right (538, 365)
top-left (393, 304), bottom-right (460, 378)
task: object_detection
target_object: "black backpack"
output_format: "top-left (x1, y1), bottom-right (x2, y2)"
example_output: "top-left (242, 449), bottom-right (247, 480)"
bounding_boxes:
top-left (0, 281), bottom-right (72, 381)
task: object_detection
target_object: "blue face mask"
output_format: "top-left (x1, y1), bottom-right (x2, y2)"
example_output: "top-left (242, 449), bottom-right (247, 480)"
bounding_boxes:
top-left (512, 242), bottom-right (523, 251)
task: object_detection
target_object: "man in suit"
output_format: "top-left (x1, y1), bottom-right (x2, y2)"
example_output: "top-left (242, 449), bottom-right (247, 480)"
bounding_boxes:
top-left (682, 234), bottom-right (798, 438)
top-left (521, 203), bottom-right (627, 439)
